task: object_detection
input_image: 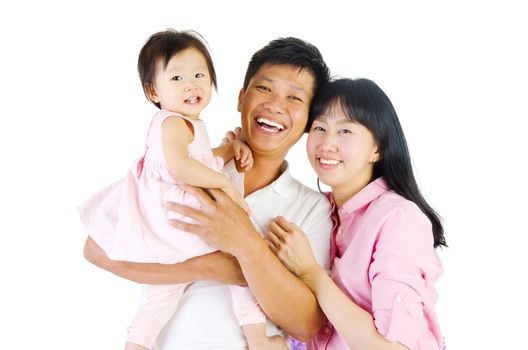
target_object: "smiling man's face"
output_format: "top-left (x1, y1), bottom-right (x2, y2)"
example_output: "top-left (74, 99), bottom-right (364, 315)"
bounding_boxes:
top-left (237, 64), bottom-right (315, 160)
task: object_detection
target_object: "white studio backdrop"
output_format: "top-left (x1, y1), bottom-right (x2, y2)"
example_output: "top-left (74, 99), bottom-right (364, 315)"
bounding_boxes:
top-left (0, 1), bottom-right (526, 349)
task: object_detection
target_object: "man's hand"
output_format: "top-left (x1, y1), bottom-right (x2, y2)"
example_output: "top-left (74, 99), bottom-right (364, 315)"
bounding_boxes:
top-left (83, 236), bottom-right (246, 285)
top-left (168, 184), bottom-right (262, 257)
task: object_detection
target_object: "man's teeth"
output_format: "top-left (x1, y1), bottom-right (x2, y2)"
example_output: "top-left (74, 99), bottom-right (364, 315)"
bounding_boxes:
top-left (256, 118), bottom-right (285, 130)
top-left (320, 158), bottom-right (340, 165)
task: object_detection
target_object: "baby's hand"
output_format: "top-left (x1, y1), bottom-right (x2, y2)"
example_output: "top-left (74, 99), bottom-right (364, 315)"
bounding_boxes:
top-left (232, 140), bottom-right (253, 171)
top-left (223, 183), bottom-right (251, 215)
top-left (221, 127), bottom-right (242, 145)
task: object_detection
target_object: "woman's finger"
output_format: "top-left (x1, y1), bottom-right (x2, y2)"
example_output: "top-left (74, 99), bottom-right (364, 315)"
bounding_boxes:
top-left (265, 239), bottom-right (278, 255)
top-left (266, 230), bottom-right (283, 249)
top-left (268, 220), bottom-right (288, 242)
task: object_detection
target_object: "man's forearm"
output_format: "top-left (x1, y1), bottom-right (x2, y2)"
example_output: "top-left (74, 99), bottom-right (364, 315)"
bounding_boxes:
top-left (237, 236), bottom-right (324, 341)
top-left (84, 236), bottom-right (201, 284)
top-left (84, 237), bottom-right (246, 285)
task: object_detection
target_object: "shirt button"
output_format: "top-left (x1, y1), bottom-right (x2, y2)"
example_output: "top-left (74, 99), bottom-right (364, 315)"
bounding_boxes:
top-left (324, 326), bottom-right (331, 334)
top-left (396, 296), bottom-right (402, 303)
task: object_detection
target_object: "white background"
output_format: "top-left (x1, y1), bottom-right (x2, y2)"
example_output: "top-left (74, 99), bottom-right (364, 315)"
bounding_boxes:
top-left (1, 1), bottom-right (526, 349)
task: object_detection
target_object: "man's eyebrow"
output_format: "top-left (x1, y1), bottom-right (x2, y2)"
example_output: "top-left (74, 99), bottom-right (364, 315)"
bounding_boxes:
top-left (259, 75), bottom-right (307, 94)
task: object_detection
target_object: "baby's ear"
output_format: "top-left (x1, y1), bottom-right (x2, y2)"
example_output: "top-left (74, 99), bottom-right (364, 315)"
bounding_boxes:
top-left (144, 83), bottom-right (159, 103)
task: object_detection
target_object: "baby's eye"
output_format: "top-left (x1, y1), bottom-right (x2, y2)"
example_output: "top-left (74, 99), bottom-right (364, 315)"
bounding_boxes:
top-left (195, 73), bottom-right (205, 78)
top-left (171, 75), bottom-right (183, 81)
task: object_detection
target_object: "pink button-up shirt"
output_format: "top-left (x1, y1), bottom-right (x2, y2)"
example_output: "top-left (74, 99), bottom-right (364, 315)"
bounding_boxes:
top-left (308, 178), bottom-right (443, 350)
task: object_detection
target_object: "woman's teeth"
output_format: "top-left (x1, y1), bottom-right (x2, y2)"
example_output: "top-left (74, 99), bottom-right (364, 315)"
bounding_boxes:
top-left (319, 158), bottom-right (340, 165)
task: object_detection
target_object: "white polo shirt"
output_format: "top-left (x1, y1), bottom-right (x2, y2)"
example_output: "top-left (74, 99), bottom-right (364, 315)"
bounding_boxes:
top-left (149, 161), bottom-right (332, 350)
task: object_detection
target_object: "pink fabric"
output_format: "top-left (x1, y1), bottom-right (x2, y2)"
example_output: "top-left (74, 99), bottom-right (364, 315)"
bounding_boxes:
top-left (308, 178), bottom-right (443, 350)
top-left (127, 284), bottom-right (188, 347)
top-left (78, 110), bottom-right (265, 346)
top-left (78, 110), bottom-right (223, 263)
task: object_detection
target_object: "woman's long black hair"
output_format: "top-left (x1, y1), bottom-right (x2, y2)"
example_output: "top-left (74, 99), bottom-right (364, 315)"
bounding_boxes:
top-left (308, 78), bottom-right (446, 248)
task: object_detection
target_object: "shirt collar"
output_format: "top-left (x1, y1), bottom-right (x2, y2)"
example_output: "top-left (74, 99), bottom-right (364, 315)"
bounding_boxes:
top-left (224, 160), bottom-right (297, 199)
top-left (335, 177), bottom-right (389, 214)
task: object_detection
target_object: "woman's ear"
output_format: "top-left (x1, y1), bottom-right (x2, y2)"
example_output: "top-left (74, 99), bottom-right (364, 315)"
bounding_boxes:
top-left (372, 146), bottom-right (382, 163)
top-left (144, 83), bottom-right (159, 103)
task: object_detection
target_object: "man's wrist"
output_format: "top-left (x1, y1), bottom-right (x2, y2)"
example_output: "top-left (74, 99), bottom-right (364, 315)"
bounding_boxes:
top-left (233, 230), bottom-right (267, 264)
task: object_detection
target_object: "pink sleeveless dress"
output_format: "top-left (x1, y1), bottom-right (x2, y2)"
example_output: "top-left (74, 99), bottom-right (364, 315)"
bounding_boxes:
top-left (78, 109), bottom-right (223, 263)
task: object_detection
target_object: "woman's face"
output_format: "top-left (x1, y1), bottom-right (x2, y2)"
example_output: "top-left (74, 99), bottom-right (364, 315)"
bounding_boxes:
top-left (306, 103), bottom-right (379, 196)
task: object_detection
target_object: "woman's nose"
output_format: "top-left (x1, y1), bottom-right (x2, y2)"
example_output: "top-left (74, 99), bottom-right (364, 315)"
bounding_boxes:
top-left (319, 133), bottom-right (338, 152)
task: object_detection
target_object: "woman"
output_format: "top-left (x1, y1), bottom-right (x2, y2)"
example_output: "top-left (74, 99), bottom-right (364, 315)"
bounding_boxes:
top-left (268, 78), bottom-right (446, 350)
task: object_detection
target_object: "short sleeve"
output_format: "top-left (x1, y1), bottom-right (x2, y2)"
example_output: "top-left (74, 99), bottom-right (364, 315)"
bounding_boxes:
top-left (368, 202), bottom-right (435, 349)
top-left (301, 195), bottom-right (332, 272)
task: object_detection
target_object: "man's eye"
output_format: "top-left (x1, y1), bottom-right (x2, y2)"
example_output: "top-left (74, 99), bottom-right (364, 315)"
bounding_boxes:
top-left (288, 95), bottom-right (303, 102)
top-left (256, 85), bottom-right (271, 92)
top-left (171, 75), bottom-right (183, 81)
top-left (195, 73), bottom-right (205, 78)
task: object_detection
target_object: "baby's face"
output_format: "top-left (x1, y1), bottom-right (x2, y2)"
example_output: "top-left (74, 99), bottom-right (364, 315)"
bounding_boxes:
top-left (149, 47), bottom-right (212, 119)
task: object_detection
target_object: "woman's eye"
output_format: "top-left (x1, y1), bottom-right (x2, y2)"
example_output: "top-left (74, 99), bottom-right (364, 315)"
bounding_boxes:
top-left (312, 126), bottom-right (325, 132)
top-left (171, 75), bottom-right (183, 81)
top-left (338, 129), bottom-right (352, 134)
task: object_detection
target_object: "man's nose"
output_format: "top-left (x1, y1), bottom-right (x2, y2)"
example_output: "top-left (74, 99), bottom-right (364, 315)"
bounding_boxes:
top-left (263, 94), bottom-right (286, 114)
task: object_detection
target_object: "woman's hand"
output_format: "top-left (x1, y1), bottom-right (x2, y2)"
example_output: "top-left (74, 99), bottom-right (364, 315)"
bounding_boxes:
top-left (266, 216), bottom-right (322, 281)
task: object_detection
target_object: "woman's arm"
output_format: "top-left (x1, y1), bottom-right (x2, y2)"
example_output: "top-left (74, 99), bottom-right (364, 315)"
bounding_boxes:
top-left (303, 267), bottom-right (407, 350)
top-left (83, 236), bottom-right (246, 286)
top-left (268, 218), bottom-right (408, 350)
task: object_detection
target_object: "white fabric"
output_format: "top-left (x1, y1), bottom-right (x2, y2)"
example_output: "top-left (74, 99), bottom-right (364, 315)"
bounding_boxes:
top-left (145, 161), bottom-right (332, 350)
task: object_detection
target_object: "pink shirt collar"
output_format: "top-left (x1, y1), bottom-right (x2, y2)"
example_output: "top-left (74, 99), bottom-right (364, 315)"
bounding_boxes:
top-left (339, 177), bottom-right (389, 213)
top-left (326, 177), bottom-right (389, 264)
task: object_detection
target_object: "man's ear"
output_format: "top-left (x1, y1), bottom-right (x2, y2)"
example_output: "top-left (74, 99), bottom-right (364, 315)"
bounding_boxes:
top-left (145, 83), bottom-right (159, 103)
top-left (237, 88), bottom-right (245, 113)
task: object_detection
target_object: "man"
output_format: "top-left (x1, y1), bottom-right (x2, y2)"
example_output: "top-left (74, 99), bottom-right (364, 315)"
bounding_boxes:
top-left (84, 37), bottom-right (332, 349)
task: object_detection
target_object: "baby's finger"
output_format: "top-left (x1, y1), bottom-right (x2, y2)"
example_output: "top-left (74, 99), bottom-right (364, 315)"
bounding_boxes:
top-left (225, 130), bottom-right (236, 142)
